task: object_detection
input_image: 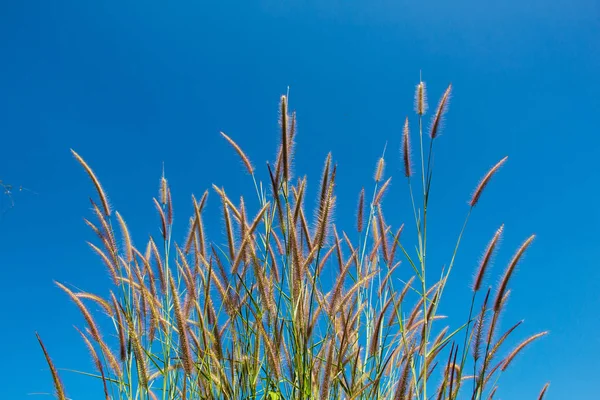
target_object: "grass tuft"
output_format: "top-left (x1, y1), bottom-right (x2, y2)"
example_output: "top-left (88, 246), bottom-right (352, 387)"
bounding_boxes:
top-left (38, 82), bottom-right (546, 400)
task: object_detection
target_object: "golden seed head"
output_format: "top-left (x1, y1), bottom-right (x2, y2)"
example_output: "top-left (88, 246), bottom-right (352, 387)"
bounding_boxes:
top-left (415, 81), bottom-right (427, 116)
top-left (402, 117), bottom-right (412, 178)
top-left (160, 177), bottom-right (168, 205)
top-left (375, 157), bottom-right (385, 182)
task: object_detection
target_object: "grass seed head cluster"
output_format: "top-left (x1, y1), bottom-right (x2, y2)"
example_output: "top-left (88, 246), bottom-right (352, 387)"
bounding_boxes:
top-left (37, 82), bottom-right (548, 400)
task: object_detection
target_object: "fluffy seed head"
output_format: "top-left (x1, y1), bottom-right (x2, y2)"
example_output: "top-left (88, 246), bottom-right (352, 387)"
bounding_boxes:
top-left (357, 188), bottom-right (365, 233)
top-left (375, 157), bottom-right (385, 182)
top-left (166, 187), bottom-right (173, 227)
top-left (430, 84), bottom-right (452, 139)
top-left (115, 211), bottom-right (133, 263)
top-left (473, 224), bottom-right (504, 292)
top-left (220, 131), bottom-right (254, 174)
top-left (501, 331), bottom-right (548, 371)
top-left (402, 117), bottom-right (412, 178)
top-left (75, 327), bottom-right (109, 400)
top-left (169, 274), bottom-right (194, 375)
top-left (373, 177), bottom-right (392, 205)
top-left (469, 156), bottom-right (508, 207)
top-left (55, 281), bottom-right (102, 343)
top-left (415, 81), bottom-right (427, 116)
top-left (71, 149), bottom-right (111, 217)
top-left (110, 291), bottom-right (127, 361)
top-left (494, 234), bottom-right (535, 311)
top-left (160, 176), bottom-right (168, 205)
top-left (36, 333), bottom-right (67, 400)
top-left (472, 288), bottom-right (490, 361)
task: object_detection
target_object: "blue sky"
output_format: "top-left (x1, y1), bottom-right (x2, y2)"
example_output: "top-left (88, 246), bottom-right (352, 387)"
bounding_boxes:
top-left (1, 0), bottom-right (599, 399)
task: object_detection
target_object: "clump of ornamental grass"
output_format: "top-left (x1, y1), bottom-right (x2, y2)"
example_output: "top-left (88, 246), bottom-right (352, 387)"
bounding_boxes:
top-left (37, 81), bottom-right (547, 400)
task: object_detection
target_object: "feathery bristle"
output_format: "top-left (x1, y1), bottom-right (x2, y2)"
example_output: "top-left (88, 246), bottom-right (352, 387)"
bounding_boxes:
top-left (371, 214), bottom-right (380, 253)
top-left (153, 198), bottom-right (168, 241)
top-left (501, 331), bottom-right (548, 371)
top-left (402, 117), bottom-right (412, 177)
top-left (315, 188), bottom-right (335, 250)
top-left (143, 240), bottom-right (152, 262)
top-left (473, 225), bottom-right (504, 292)
top-left (375, 157), bottom-right (385, 182)
top-left (220, 131), bottom-right (254, 174)
top-left (71, 149), bottom-right (111, 217)
top-left (95, 332), bottom-right (123, 377)
top-left (469, 156), bottom-right (508, 207)
top-left (357, 188), bottom-right (365, 233)
top-left (328, 251), bottom-right (356, 317)
top-left (494, 235), bottom-right (535, 311)
top-left (333, 228), bottom-right (344, 273)
top-left (267, 162), bottom-right (285, 230)
top-left (373, 177), bottom-right (392, 205)
top-left (320, 338), bottom-right (335, 400)
top-left (109, 291), bottom-right (126, 362)
top-left (292, 178), bottom-right (306, 225)
top-left (221, 191), bottom-right (236, 260)
top-left (87, 242), bottom-right (118, 285)
top-left (377, 205), bottom-right (389, 263)
top-left (271, 230), bottom-right (284, 255)
top-left (430, 84), bottom-right (451, 139)
top-left (288, 111), bottom-right (297, 176)
top-left (75, 292), bottom-right (113, 317)
top-left (394, 352), bottom-right (413, 400)
top-left (184, 216), bottom-right (196, 254)
top-left (251, 255), bottom-right (275, 317)
top-left (488, 320), bottom-right (523, 362)
top-left (75, 327), bottom-right (109, 400)
top-left (192, 195), bottom-right (207, 258)
top-left (148, 237), bottom-right (165, 295)
top-left (369, 296), bottom-right (394, 357)
top-left (55, 282), bottom-right (102, 343)
top-left (83, 217), bottom-right (103, 242)
top-left (89, 200), bottom-right (117, 251)
top-left (316, 153), bottom-right (332, 226)
top-left (160, 176), bottom-right (168, 205)
top-left (166, 187), bottom-right (173, 227)
top-left (388, 224), bottom-right (404, 265)
top-left (472, 288), bottom-right (490, 361)
top-left (115, 211), bottom-right (133, 263)
top-left (230, 202), bottom-right (270, 276)
top-left (169, 274), bottom-right (194, 375)
top-left (127, 318), bottom-right (149, 389)
top-left (415, 81), bottom-right (427, 116)
top-left (486, 290), bottom-right (511, 348)
top-left (36, 333), bottom-right (67, 400)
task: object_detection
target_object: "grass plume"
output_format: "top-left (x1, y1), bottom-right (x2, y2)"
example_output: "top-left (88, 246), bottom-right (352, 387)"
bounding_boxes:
top-left (220, 131), bottom-right (254, 174)
top-left (36, 333), bottom-right (67, 400)
top-left (71, 149), bottom-right (111, 217)
top-left (469, 156), bottom-right (508, 208)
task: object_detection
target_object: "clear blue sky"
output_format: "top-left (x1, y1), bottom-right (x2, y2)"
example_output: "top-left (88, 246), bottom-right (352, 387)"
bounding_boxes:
top-left (1, 1), bottom-right (598, 399)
